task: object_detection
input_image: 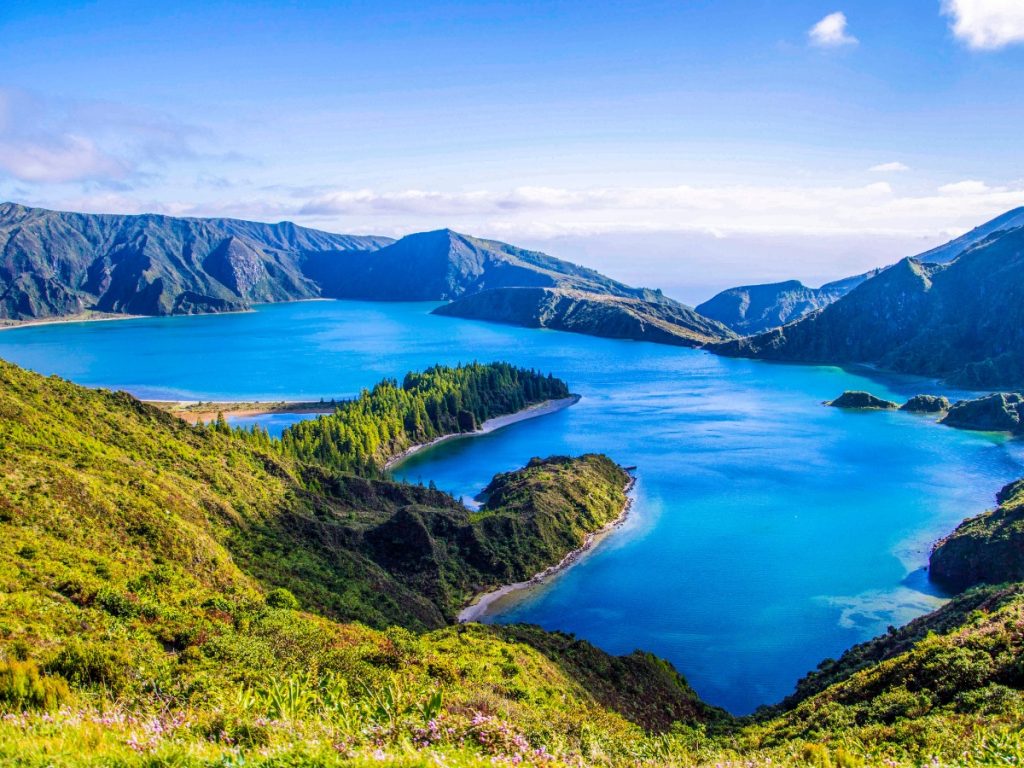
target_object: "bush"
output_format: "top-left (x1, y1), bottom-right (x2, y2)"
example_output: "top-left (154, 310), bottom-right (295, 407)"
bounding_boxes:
top-left (0, 660), bottom-right (69, 711)
top-left (801, 743), bottom-right (832, 768)
top-left (265, 588), bottom-right (299, 610)
top-left (95, 586), bottom-right (139, 618)
top-left (45, 640), bottom-right (132, 693)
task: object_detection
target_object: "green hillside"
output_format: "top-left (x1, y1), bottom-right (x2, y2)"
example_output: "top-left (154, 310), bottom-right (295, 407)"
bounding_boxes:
top-left (3, 357), bottom-right (1024, 766)
top-left (712, 226), bottom-right (1024, 388)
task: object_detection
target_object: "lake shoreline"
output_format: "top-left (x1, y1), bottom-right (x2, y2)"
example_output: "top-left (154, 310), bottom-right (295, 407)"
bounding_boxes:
top-left (149, 399), bottom-right (338, 424)
top-left (457, 474), bottom-right (636, 623)
top-left (0, 311), bottom-right (149, 332)
top-left (384, 394), bottom-right (581, 470)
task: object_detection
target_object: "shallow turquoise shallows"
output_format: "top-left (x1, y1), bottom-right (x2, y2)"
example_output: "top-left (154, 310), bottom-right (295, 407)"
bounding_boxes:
top-left (2, 301), bottom-right (1021, 714)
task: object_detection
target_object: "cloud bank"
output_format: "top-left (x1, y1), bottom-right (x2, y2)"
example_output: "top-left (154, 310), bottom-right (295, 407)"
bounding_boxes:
top-left (942, 0), bottom-right (1024, 50)
top-left (869, 162), bottom-right (910, 173)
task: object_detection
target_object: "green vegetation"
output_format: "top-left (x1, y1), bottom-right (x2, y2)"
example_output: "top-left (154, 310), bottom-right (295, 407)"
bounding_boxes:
top-left (276, 362), bottom-right (569, 474)
top-left (4, 356), bottom-right (1024, 766)
top-left (740, 582), bottom-right (1024, 764)
top-left (931, 479), bottom-right (1024, 590)
top-left (0, 358), bottom-right (724, 765)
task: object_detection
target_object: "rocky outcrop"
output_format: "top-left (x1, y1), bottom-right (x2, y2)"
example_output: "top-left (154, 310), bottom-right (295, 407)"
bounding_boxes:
top-left (826, 391), bottom-right (899, 410)
top-left (710, 218), bottom-right (1024, 388)
top-left (930, 480), bottom-right (1024, 592)
top-left (900, 394), bottom-right (950, 413)
top-left (433, 286), bottom-right (734, 347)
top-left (940, 392), bottom-right (1024, 434)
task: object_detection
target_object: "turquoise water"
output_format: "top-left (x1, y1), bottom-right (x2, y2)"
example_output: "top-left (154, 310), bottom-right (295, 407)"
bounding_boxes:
top-left (2, 300), bottom-right (1021, 714)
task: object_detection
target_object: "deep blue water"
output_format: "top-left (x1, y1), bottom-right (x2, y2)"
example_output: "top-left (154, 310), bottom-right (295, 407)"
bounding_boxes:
top-left (1, 300), bottom-right (1021, 714)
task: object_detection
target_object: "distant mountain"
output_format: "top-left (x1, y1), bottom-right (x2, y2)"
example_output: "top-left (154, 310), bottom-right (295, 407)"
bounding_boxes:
top-left (0, 202), bottom-right (391, 320)
top-left (695, 273), bottom-right (878, 335)
top-left (320, 228), bottom-right (663, 301)
top-left (434, 286), bottom-right (733, 347)
top-left (711, 224), bottom-right (1024, 388)
top-left (699, 208), bottom-right (1024, 336)
top-left (1, 205), bottom-right (734, 347)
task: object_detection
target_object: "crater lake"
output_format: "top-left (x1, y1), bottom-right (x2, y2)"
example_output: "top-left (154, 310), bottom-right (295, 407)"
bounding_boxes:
top-left (1, 299), bottom-right (1020, 714)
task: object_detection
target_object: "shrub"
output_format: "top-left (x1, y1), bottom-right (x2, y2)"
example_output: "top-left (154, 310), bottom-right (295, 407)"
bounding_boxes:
top-left (801, 743), bottom-right (832, 768)
top-left (95, 586), bottom-right (139, 618)
top-left (45, 640), bottom-right (132, 693)
top-left (833, 747), bottom-right (863, 768)
top-left (0, 660), bottom-right (69, 711)
top-left (265, 588), bottom-right (299, 610)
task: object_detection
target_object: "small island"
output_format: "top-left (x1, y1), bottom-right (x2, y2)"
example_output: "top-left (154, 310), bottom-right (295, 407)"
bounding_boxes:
top-left (826, 390), bottom-right (899, 409)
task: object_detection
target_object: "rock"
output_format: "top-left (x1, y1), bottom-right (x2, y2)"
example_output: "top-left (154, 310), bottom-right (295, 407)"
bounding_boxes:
top-left (940, 392), bottom-right (1023, 433)
top-left (826, 391), bottom-right (899, 410)
top-left (900, 394), bottom-right (950, 413)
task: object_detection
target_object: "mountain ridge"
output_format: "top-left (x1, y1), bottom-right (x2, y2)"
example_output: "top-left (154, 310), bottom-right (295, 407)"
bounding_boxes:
top-left (0, 203), bottom-right (735, 345)
top-left (695, 272), bottom-right (879, 335)
top-left (710, 224), bottom-right (1024, 387)
top-left (0, 202), bottom-right (392, 320)
top-left (698, 207), bottom-right (1024, 335)
top-left (435, 285), bottom-right (732, 347)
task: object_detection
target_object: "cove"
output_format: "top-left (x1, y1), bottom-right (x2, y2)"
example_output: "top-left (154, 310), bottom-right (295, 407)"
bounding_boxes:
top-left (1, 300), bottom-right (1021, 714)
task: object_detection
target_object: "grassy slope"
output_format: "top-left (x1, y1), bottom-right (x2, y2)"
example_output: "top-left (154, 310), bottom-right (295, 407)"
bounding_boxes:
top-left (0, 359), bottom-right (723, 766)
top-left (741, 585), bottom-right (1024, 764)
top-left (5, 359), bottom-right (1024, 765)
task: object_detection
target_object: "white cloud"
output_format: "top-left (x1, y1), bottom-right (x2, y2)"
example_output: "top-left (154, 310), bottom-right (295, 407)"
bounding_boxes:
top-left (942, 0), bottom-right (1024, 50)
top-left (808, 12), bottom-right (858, 47)
top-left (0, 134), bottom-right (131, 184)
top-left (0, 88), bottom-right (223, 186)
top-left (238, 178), bottom-right (1023, 242)
top-left (937, 179), bottom-right (997, 195)
top-left (869, 161), bottom-right (910, 173)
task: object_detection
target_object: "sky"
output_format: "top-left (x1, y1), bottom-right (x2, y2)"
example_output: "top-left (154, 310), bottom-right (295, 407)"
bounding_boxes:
top-left (2, 0), bottom-right (1024, 302)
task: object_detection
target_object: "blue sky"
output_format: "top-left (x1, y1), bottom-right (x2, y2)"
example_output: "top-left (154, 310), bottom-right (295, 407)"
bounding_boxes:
top-left (1, 0), bottom-right (1023, 300)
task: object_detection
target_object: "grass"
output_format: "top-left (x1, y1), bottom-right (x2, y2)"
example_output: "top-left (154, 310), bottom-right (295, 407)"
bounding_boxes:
top-left (2, 357), bottom-right (1024, 766)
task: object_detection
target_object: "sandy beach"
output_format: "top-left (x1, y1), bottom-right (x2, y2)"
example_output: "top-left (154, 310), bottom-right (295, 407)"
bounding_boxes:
top-left (384, 394), bottom-right (581, 470)
top-left (0, 312), bottom-right (147, 332)
top-left (149, 399), bottom-right (337, 424)
top-left (457, 474), bottom-right (636, 623)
